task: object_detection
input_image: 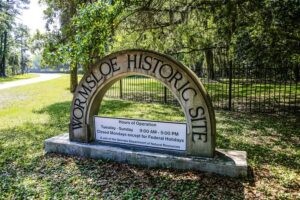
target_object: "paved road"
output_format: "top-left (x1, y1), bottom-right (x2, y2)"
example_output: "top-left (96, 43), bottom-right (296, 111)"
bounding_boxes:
top-left (0, 73), bottom-right (61, 90)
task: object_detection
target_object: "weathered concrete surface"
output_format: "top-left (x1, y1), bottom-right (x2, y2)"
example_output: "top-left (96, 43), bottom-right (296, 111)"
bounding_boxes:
top-left (45, 134), bottom-right (247, 177)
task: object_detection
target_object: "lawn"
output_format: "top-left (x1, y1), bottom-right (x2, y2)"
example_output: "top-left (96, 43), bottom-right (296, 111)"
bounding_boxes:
top-left (0, 74), bottom-right (38, 83)
top-left (105, 76), bottom-right (300, 113)
top-left (0, 75), bottom-right (299, 199)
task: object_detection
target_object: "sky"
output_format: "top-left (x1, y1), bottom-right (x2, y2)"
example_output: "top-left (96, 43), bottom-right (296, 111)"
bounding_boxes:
top-left (19, 0), bottom-right (47, 34)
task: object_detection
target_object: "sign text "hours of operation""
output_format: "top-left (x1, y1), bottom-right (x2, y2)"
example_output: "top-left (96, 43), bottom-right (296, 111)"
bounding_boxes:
top-left (94, 117), bottom-right (187, 151)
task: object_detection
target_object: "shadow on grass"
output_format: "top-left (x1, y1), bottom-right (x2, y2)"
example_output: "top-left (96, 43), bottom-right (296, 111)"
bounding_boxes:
top-left (217, 111), bottom-right (300, 170)
top-left (0, 99), bottom-right (246, 199)
top-left (1, 99), bottom-right (299, 198)
top-left (71, 155), bottom-right (246, 199)
top-left (34, 101), bottom-right (71, 129)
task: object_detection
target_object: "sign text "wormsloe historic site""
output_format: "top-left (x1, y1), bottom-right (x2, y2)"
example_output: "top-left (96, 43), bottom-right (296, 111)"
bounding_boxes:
top-left (69, 50), bottom-right (216, 157)
top-left (45, 49), bottom-right (247, 177)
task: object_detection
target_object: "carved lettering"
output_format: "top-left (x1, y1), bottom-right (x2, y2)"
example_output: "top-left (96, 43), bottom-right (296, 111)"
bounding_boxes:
top-left (138, 54), bottom-right (143, 69)
top-left (74, 98), bottom-right (86, 110)
top-left (91, 70), bottom-right (103, 83)
top-left (189, 106), bottom-right (208, 142)
top-left (73, 107), bottom-right (83, 120)
top-left (99, 62), bottom-right (112, 76)
top-left (143, 56), bottom-right (152, 70)
top-left (177, 81), bottom-right (189, 92)
top-left (86, 75), bottom-right (96, 89)
top-left (168, 71), bottom-right (183, 90)
top-left (181, 87), bottom-right (197, 101)
top-left (110, 57), bottom-right (120, 72)
top-left (78, 84), bottom-right (92, 100)
top-left (192, 121), bottom-right (208, 142)
top-left (70, 50), bottom-right (215, 157)
top-left (152, 58), bottom-right (162, 73)
top-left (72, 117), bottom-right (83, 129)
top-left (128, 54), bottom-right (137, 69)
top-left (189, 107), bottom-right (205, 119)
top-left (159, 64), bottom-right (173, 79)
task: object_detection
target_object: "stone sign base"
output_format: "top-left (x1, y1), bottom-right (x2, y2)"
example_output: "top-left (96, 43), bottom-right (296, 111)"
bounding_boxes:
top-left (44, 134), bottom-right (248, 177)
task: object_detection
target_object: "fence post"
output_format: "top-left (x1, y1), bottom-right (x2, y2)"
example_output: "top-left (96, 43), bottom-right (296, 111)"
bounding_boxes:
top-left (164, 87), bottom-right (167, 104)
top-left (228, 61), bottom-right (233, 110)
top-left (120, 79), bottom-right (123, 99)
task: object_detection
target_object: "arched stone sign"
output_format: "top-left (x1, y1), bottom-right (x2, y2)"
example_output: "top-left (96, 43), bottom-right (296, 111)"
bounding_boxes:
top-left (69, 49), bottom-right (216, 157)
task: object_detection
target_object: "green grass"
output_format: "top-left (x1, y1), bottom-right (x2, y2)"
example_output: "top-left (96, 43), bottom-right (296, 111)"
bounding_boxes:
top-left (106, 76), bottom-right (299, 95)
top-left (0, 75), bottom-right (299, 199)
top-left (106, 77), bottom-right (300, 110)
top-left (0, 74), bottom-right (38, 83)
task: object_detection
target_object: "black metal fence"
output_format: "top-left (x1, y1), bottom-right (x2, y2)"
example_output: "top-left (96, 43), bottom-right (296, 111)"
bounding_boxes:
top-left (105, 63), bottom-right (300, 114)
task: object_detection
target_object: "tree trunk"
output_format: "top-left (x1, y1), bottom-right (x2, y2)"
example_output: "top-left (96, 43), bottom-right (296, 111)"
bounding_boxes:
top-left (21, 54), bottom-right (24, 74)
top-left (194, 61), bottom-right (203, 77)
top-left (0, 31), bottom-right (7, 77)
top-left (205, 49), bottom-right (215, 80)
top-left (12, 66), bottom-right (16, 75)
top-left (0, 33), bottom-right (3, 76)
top-left (294, 64), bottom-right (300, 83)
top-left (21, 51), bottom-right (25, 75)
top-left (70, 62), bottom-right (78, 93)
top-left (20, 34), bottom-right (25, 75)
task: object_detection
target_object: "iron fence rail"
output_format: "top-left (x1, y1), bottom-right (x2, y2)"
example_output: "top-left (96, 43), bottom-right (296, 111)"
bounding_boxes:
top-left (105, 63), bottom-right (299, 114)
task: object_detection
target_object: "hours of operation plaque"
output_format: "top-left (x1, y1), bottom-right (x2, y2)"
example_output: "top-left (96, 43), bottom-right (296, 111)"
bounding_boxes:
top-left (94, 117), bottom-right (187, 151)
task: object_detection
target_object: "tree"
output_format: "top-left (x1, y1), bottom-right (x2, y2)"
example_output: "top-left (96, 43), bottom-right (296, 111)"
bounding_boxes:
top-left (40, 0), bottom-right (300, 85)
top-left (8, 51), bottom-right (19, 75)
top-left (111, 0), bottom-right (221, 78)
top-left (114, 0), bottom-right (300, 65)
top-left (41, 0), bottom-right (96, 92)
top-left (15, 24), bottom-right (30, 74)
top-left (0, 0), bottom-right (29, 77)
